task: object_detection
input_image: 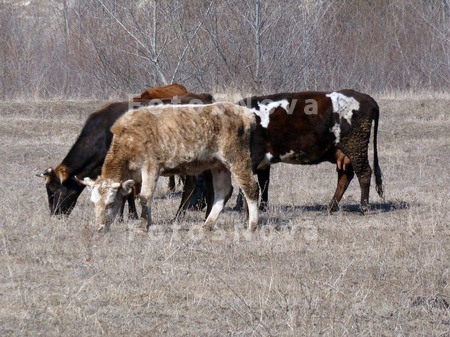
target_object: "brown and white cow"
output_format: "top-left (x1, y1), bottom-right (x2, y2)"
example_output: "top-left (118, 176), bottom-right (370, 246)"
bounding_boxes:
top-left (236, 89), bottom-right (383, 212)
top-left (78, 102), bottom-right (259, 232)
top-left (37, 84), bottom-right (214, 218)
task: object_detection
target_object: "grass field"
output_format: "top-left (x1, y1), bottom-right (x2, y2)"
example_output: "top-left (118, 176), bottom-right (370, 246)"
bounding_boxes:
top-left (0, 95), bottom-right (449, 336)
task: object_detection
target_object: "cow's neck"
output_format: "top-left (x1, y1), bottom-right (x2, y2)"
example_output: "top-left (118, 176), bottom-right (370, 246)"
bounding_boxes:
top-left (102, 152), bottom-right (127, 182)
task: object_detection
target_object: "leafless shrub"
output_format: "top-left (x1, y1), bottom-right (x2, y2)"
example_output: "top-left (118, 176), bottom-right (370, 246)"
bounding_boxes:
top-left (0, 0), bottom-right (449, 99)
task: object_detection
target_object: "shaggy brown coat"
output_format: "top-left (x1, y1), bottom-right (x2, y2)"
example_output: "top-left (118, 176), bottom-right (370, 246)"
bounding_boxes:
top-left (81, 102), bottom-right (259, 232)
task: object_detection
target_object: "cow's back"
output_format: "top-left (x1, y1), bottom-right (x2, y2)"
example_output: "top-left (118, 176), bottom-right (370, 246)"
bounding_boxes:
top-left (133, 84), bottom-right (188, 101)
top-left (111, 103), bottom-right (255, 172)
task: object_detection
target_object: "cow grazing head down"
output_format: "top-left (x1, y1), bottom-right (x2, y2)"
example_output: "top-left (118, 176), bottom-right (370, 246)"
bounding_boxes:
top-left (37, 84), bottom-right (214, 218)
top-left (36, 166), bottom-right (84, 216)
top-left (77, 177), bottom-right (134, 231)
top-left (80, 102), bottom-right (260, 233)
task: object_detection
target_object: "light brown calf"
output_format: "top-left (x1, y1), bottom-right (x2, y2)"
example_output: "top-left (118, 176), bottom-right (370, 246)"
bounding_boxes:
top-left (133, 83), bottom-right (190, 193)
top-left (79, 102), bottom-right (259, 232)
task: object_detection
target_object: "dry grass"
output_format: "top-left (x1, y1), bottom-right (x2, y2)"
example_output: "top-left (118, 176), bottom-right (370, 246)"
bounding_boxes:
top-left (0, 96), bottom-right (449, 336)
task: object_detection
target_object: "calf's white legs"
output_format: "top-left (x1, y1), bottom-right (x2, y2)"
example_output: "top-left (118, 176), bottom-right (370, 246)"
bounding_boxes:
top-left (202, 168), bottom-right (232, 230)
top-left (138, 167), bottom-right (160, 231)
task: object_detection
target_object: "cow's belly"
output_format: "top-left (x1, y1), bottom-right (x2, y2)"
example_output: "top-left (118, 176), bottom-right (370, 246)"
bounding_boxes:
top-left (161, 158), bottom-right (222, 176)
top-left (279, 150), bottom-right (311, 164)
top-left (257, 146), bottom-right (334, 169)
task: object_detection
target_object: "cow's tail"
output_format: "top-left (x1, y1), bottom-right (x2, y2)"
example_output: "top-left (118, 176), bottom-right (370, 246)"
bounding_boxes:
top-left (372, 103), bottom-right (384, 199)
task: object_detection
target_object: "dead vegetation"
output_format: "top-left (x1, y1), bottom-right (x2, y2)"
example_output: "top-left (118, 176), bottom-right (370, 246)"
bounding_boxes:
top-left (1, 1), bottom-right (450, 99)
top-left (0, 96), bottom-right (449, 336)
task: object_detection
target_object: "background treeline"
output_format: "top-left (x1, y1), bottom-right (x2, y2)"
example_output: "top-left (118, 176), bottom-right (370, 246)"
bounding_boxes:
top-left (1, 0), bottom-right (449, 99)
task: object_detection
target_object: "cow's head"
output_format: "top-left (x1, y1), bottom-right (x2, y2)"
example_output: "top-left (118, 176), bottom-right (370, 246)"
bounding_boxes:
top-left (76, 177), bottom-right (135, 231)
top-left (36, 166), bottom-right (84, 216)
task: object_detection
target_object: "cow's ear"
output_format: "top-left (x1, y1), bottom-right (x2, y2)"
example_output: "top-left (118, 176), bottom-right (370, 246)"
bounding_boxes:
top-left (55, 166), bottom-right (70, 184)
top-left (121, 180), bottom-right (135, 196)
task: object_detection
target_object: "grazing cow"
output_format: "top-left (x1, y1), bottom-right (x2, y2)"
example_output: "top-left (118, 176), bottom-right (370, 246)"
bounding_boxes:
top-left (235, 89), bottom-right (383, 212)
top-left (77, 102), bottom-right (259, 232)
top-left (37, 85), bottom-right (214, 217)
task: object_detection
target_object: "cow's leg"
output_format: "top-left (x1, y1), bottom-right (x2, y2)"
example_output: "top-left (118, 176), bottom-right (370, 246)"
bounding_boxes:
top-left (340, 121), bottom-right (374, 213)
top-left (118, 198), bottom-right (126, 221)
top-left (234, 190), bottom-right (244, 211)
top-left (138, 168), bottom-right (160, 232)
top-left (187, 172), bottom-right (208, 212)
top-left (257, 167), bottom-right (270, 211)
top-left (328, 165), bottom-right (355, 212)
top-left (231, 165), bottom-right (259, 232)
top-left (203, 170), bottom-right (214, 219)
top-left (117, 194), bottom-right (137, 221)
top-left (127, 193), bottom-right (138, 219)
top-left (128, 182), bottom-right (140, 220)
top-left (346, 151), bottom-right (372, 213)
top-left (356, 164), bottom-right (372, 213)
top-left (174, 175), bottom-right (197, 219)
top-left (202, 168), bottom-right (232, 231)
top-left (168, 176), bottom-right (176, 193)
top-left (234, 167), bottom-right (269, 212)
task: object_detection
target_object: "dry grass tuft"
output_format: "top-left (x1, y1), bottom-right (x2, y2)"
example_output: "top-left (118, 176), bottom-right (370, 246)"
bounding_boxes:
top-left (0, 97), bottom-right (449, 336)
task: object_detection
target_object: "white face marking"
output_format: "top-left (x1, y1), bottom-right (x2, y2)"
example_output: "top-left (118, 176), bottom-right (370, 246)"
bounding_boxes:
top-left (105, 188), bottom-right (117, 205)
top-left (91, 186), bottom-right (102, 203)
top-left (326, 92), bottom-right (360, 124)
top-left (252, 99), bottom-right (289, 128)
top-left (330, 123), bottom-right (341, 144)
top-left (256, 152), bottom-right (273, 170)
top-left (89, 182), bottom-right (122, 230)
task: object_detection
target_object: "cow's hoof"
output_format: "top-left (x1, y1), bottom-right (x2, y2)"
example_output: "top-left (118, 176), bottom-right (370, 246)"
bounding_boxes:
top-left (328, 199), bottom-right (339, 213)
top-left (247, 222), bottom-right (258, 232)
top-left (134, 226), bottom-right (148, 234)
top-left (202, 224), bottom-right (213, 232)
top-left (359, 206), bottom-right (369, 214)
top-left (328, 206), bottom-right (338, 214)
top-left (133, 219), bottom-right (149, 234)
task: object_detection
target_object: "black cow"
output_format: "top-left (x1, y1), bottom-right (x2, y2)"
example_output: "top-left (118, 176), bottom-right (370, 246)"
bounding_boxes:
top-left (235, 89), bottom-right (383, 212)
top-left (37, 91), bottom-right (215, 218)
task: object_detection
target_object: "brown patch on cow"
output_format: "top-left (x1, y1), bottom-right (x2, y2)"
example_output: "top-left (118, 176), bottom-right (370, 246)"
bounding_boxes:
top-left (242, 90), bottom-right (383, 212)
top-left (133, 83), bottom-right (188, 101)
top-left (55, 165), bottom-right (70, 183)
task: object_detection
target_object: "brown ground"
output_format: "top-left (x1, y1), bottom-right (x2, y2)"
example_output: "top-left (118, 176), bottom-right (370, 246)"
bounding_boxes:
top-left (0, 96), bottom-right (449, 336)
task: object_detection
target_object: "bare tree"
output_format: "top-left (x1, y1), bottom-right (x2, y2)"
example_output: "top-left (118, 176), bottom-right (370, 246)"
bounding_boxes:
top-left (1, 0), bottom-right (449, 99)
